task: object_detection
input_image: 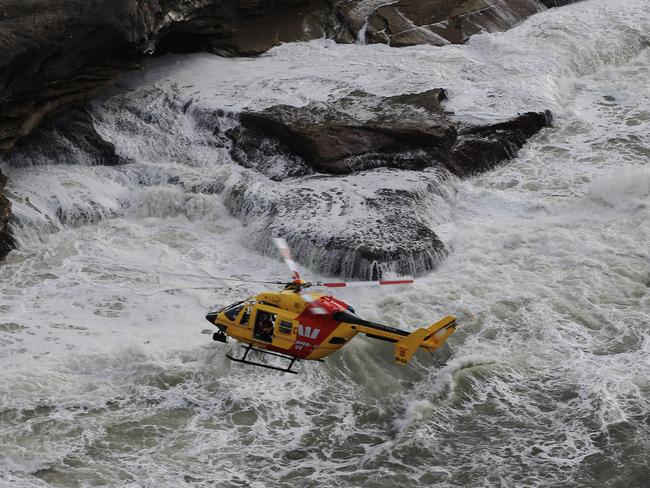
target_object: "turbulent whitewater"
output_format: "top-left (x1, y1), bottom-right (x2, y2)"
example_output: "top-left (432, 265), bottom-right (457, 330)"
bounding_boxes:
top-left (1, 0), bottom-right (649, 486)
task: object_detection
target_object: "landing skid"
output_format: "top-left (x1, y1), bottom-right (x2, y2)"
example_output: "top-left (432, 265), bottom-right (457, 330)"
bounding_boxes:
top-left (226, 344), bottom-right (300, 374)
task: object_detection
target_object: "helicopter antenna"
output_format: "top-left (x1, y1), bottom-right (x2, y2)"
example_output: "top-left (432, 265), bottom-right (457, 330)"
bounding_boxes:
top-left (155, 271), bottom-right (285, 286)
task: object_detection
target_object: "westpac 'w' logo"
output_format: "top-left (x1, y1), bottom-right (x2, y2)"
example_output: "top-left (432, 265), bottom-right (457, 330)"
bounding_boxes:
top-left (297, 324), bottom-right (320, 340)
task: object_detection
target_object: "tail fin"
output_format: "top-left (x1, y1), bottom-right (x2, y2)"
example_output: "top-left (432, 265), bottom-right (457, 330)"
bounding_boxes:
top-left (394, 316), bottom-right (456, 365)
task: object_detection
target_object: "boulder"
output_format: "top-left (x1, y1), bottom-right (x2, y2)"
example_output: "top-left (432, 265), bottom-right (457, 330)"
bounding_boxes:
top-left (223, 89), bottom-right (551, 278)
top-left (229, 89), bottom-right (552, 178)
top-left (231, 89), bottom-right (456, 174)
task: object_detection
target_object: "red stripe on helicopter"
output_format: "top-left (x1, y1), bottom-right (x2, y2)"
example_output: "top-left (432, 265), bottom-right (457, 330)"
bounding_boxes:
top-left (380, 279), bottom-right (414, 285)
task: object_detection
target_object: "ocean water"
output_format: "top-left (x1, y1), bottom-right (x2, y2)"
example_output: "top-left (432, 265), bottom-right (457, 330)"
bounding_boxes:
top-left (0, 0), bottom-right (649, 486)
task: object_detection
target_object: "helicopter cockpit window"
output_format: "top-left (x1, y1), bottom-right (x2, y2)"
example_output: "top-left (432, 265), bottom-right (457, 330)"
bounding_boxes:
top-left (224, 303), bottom-right (244, 321)
top-left (278, 320), bottom-right (293, 335)
top-left (240, 306), bottom-right (253, 326)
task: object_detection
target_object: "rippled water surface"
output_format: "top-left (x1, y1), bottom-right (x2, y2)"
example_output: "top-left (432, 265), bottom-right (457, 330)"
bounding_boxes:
top-left (1, 1), bottom-right (649, 486)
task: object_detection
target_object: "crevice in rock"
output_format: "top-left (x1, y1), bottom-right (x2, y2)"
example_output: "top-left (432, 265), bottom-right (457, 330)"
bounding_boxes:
top-left (0, 172), bottom-right (14, 259)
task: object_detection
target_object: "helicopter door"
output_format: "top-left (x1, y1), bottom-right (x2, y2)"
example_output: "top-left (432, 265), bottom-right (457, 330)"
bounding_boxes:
top-left (253, 308), bottom-right (276, 343)
top-left (232, 303), bottom-right (255, 342)
top-left (271, 315), bottom-right (298, 350)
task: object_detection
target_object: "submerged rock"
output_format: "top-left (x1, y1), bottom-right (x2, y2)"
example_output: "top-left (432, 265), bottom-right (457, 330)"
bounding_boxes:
top-left (219, 167), bottom-right (452, 280)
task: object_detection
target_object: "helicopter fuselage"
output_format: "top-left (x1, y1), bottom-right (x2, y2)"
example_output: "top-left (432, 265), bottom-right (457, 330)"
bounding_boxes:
top-left (206, 289), bottom-right (456, 363)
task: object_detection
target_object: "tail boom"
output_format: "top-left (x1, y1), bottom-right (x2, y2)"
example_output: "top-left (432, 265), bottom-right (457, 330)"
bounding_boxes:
top-left (336, 310), bottom-right (457, 365)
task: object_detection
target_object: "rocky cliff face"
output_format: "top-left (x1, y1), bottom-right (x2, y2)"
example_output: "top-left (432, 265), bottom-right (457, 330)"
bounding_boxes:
top-left (0, 0), bottom-right (338, 153)
top-left (539, 0), bottom-right (582, 7)
top-left (0, 0), bottom-right (334, 253)
top-left (0, 0), bottom-right (576, 266)
top-left (0, 0), bottom-right (564, 153)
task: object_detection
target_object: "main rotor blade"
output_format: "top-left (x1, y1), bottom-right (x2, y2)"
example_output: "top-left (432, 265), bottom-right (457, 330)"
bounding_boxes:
top-left (273, 237), bottom-right (301, 282)
top-left (212, 277), bottom-right (286, 285)
top-left (156, 271), bottom-right (284, 286)
top-left (317, 279), bottom-right (415, 288)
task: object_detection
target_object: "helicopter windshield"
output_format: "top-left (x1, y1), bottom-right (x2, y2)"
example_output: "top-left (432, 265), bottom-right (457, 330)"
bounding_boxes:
top-left (223, 301), bottom-right (244, 321)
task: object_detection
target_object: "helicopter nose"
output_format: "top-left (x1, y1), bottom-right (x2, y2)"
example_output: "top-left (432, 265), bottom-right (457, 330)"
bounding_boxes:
top-left (205, 311), bottom-right (219, 324)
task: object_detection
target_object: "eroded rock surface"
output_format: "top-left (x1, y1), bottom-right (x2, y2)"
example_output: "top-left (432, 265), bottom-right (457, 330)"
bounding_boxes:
top-left (539, 0), bottom-right (583, 7)
top-left (219, 168), bottom-right (452, 280)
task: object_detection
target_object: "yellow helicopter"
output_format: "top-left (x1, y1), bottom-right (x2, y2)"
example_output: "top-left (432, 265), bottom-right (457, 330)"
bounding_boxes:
top-left (205, 238), bottom-right (457, 374)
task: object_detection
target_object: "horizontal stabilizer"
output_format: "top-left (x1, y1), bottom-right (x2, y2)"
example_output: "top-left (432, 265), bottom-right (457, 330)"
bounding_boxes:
top-left (394, 316), bottom-right (456, 365)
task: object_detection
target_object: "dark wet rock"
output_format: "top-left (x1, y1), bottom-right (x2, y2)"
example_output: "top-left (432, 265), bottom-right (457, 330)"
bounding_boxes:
top-left (219, 167), bottom-right (452, 279)
top-left (0, 0), bottom-right (573, 153)
top-left (448, 110), bottom-right (553, 177)
top-left (231, 89), bottom-right (455, 174)
top-left (230, 89), bottom-right (552, 178)
top-left (0, 1), bottom-right (142, 152)
top-left (0, 172), bottom-right (14, 259)
top-left (0, 0), bottom-right (336, 152)
top-left (261, 213), bottom-right (448, 280)
top-left (222, 90), bottom-right (551, 278)
top-left (225, 124), bottom-right (313, 181)
top-left (341, 0), bottom-right (546, 46)
top-left (155, 1), bottom-right (336, 57)
top-left (539, 0), bottom-right (583, 7)
top-left (8, 107), bottom-right (131, 167)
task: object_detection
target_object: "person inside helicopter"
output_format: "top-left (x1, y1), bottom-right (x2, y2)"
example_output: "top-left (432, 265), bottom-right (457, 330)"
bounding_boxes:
top-left (254, 312), bottom-right (275, 342)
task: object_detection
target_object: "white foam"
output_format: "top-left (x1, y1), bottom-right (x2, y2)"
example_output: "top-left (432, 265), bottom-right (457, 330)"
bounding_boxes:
top-left (1, 0), bottom-right (649, 485)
